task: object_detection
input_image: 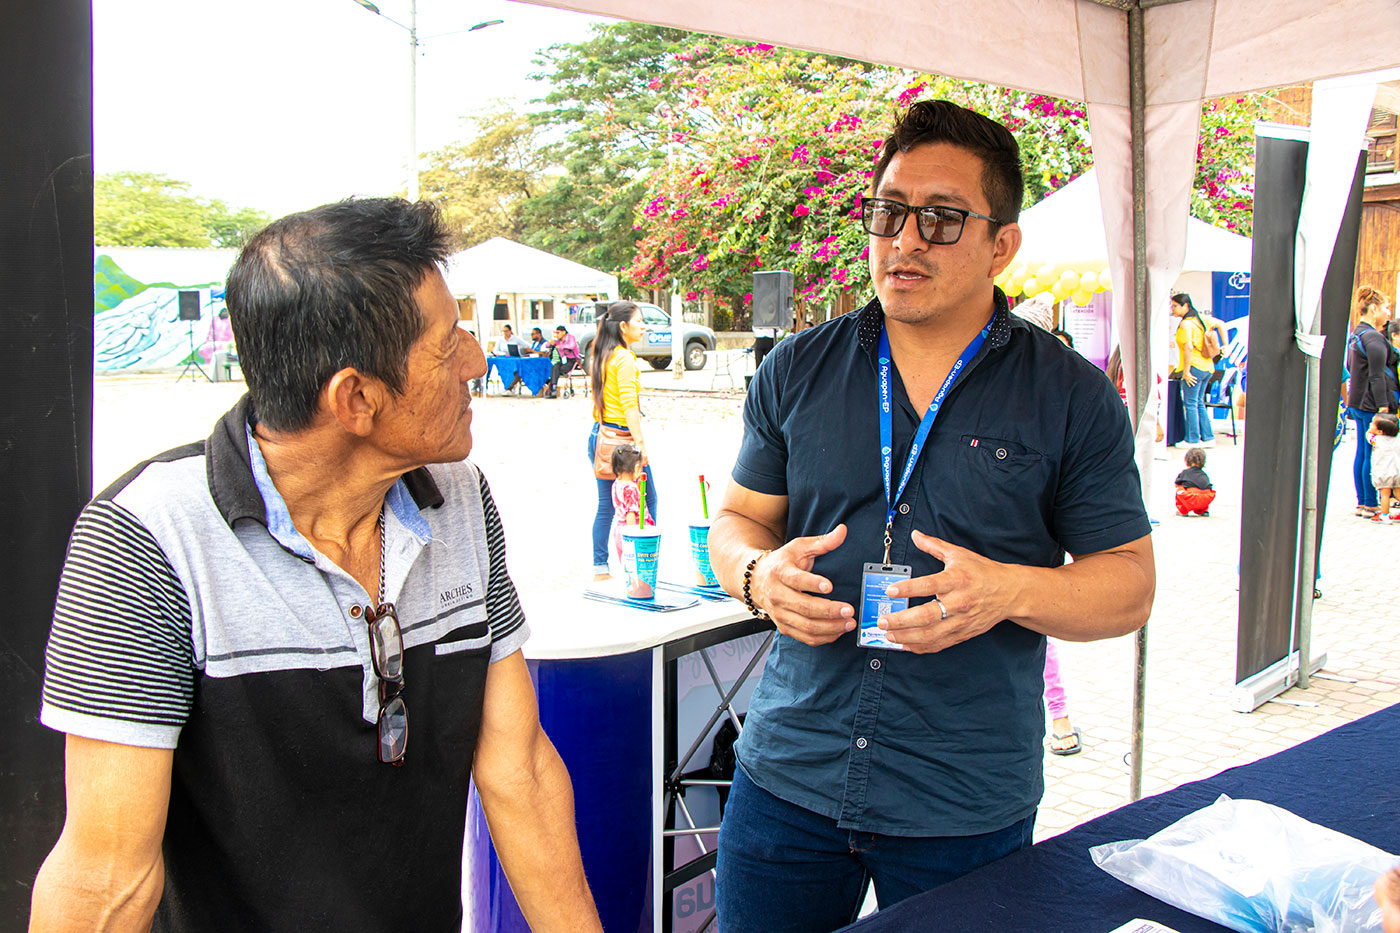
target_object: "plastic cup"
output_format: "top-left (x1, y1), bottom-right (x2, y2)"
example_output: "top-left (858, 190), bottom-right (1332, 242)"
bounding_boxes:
top-left (689, 520), bottom-right (719, 587)
top-left (621, 526), bottom-right (662, 599)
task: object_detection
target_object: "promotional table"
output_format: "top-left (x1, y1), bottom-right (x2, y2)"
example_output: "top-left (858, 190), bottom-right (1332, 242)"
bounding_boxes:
top-left (487, 356), bottom-right (551, 396)
top-left (463, 588), bottom-right (772, 933)
top-left (842, 702), bottom-right (1400, 932)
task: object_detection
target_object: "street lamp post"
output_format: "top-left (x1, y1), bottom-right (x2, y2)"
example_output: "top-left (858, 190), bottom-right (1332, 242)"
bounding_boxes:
top-left (352, 1), bottom-right (502, 202)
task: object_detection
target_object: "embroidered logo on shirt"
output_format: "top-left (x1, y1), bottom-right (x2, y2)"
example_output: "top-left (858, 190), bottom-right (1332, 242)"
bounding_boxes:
top-left (439, 583), bottom-right (476, 610)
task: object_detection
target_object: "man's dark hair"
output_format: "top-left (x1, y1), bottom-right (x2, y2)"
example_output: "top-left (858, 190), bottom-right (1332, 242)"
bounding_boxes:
top-left (871, 100), bottom-right (1024, 227)
top-left (225, 198), bottom-right (454, 433)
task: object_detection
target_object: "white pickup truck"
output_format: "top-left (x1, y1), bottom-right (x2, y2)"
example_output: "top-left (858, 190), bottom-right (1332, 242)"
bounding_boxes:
top-left (564, 301), bottom-right (717, 371)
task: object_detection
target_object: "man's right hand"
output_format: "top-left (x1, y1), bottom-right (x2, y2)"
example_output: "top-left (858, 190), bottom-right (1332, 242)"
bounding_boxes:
top-left (750, 525), bottom-right (855, 645)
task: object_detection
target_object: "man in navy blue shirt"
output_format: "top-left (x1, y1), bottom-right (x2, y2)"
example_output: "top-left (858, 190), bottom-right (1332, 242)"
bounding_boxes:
top-left (710, 101), bottom-right (1155, 930)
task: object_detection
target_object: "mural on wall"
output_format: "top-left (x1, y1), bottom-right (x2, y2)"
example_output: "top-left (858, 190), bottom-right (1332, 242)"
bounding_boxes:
top-left (94, 256), bottom-right (233, 371)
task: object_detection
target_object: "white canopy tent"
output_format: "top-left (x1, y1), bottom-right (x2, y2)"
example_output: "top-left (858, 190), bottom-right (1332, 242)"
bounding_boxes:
top-left (1017, 167), bottom-right (1251, 273)
top-left (526, 0), bottom-right (1400, 799)
top-left (443, 236), bottom-right (618, 338)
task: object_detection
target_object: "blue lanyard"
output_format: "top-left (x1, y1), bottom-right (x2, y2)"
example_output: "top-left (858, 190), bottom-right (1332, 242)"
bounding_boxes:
top-left (877, 312), bottom-right (995, 562)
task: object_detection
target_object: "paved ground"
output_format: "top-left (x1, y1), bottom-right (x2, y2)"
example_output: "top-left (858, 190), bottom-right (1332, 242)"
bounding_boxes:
top-left (93, 364), bottom-right (1400, 847)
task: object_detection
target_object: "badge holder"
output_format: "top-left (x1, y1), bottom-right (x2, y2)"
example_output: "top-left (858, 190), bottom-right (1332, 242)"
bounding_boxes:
top-left (859, 561), bottom-right (910, 651)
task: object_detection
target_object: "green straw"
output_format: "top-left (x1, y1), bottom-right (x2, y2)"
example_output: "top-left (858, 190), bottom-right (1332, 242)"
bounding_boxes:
top-left (638, 474), bottom-right (647, 528)
top-left (700, 474), bottom-right (709, 519)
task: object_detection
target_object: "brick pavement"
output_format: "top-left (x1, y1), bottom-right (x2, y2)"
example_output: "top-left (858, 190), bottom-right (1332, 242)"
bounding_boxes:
top-left (93, 372), bottom-right (1400, 845)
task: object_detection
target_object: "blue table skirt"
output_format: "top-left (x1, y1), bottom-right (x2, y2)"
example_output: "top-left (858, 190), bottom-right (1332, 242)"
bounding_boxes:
top-left (843, 702), bottom-right (1400, 932)
top-left (487, 356), bottom-right (551, 396)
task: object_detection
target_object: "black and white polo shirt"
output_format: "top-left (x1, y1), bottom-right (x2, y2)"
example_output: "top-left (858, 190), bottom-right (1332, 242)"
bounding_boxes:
top-left (41, 395), bottom-right (528, 931)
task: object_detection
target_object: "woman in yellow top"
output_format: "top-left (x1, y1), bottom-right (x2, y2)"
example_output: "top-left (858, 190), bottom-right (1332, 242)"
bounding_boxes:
top-left (588, 301), bottom-right (657, 580)
top-left (1172, 292), bottom-right (1219, 448)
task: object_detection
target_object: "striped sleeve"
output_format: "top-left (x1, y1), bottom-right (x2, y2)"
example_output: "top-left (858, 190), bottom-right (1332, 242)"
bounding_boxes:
top-left (40, 501), bottom-right (195, 749)
top-left (476, 472), bottom-right (528, 662)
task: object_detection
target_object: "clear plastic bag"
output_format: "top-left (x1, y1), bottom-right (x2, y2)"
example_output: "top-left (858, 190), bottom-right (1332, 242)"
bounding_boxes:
top-left (1090, 794), bottom-right (1398, 932)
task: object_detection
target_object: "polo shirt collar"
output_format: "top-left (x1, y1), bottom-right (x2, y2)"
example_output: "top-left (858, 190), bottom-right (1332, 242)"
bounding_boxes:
top-left (205, 394), bottom-right (446, 532)
top-left (855, 286), bottom-right (1014, 355)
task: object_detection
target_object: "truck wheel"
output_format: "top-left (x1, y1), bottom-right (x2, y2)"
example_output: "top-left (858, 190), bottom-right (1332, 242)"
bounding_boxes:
top-left (648, 356), bottom-right (672, 370)
top-left (684, 341), bottom-right (707, 371)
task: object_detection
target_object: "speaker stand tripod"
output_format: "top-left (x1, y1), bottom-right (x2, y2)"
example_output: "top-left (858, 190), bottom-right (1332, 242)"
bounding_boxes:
top-left (177, 320), bottom-right (211, 383)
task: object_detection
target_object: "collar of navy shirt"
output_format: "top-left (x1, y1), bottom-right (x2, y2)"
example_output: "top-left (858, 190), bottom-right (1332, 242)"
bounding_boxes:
top-left (854, 286), bottom-right (1016, 422)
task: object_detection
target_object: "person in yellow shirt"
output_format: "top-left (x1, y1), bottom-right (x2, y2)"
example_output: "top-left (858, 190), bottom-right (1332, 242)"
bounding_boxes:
top-left (587, 301), bottom-right (658, 580)
top-left (1172, 292), bottom-right (1217, 448)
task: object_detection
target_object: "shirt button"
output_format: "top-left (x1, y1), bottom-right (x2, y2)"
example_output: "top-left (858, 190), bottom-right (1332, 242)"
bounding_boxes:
top-left (855, 737), bottom-right (868, 749)
top-left (870, 658), bottom-right (881, 670)
top-left (898, 503), bottom-right (910, 515)
top-left (996, 447), bottom-right (1008, 460)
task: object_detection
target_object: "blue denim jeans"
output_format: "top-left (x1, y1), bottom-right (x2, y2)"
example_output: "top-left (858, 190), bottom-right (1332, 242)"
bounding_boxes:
top-left (715, 766), bottom-right (1034, 932)
top-left (587, 422), bottom-right (657, 572)
top-left (1348, 408), bottom-right (1379, 508)
top-left (1182, 366), bottom-right (1215, 444)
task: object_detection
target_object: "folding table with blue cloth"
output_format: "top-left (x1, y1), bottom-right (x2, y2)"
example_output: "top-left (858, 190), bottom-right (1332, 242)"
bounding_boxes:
top-left (486, 356), bottom-right (551, 396)
top-left (841, 702), bottom-right (1400, 932)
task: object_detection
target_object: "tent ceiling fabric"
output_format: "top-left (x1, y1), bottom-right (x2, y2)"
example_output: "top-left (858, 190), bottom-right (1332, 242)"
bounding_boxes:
top-left (526, 1), bottom-right (1400, 104)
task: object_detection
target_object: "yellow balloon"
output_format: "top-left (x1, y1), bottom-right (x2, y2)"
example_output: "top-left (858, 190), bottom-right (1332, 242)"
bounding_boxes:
top-left (1057, 269), bottom-right (1079, 286)
top-left (1097, 272), bottom-right (1113, 292)
top-left (1010, 265), bottom-right (1030, 286)
top-left (1002, 279), bottom-right (1023, 298)
top-left (1022, 277), bottom-right (1041, 296)
top-left (1072, 289), bottom-right (1093, 306)
top-left (1079, 271), bottom-right (1098, 292)
top-left (1036, 264), bottom-right (1056, 282)
top-left (1051, 281), bottom-right (1072, 301)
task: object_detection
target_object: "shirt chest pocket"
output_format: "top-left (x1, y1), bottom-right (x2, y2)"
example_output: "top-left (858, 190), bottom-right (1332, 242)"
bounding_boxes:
top-left (955, 435), bottom-right (1049, 504)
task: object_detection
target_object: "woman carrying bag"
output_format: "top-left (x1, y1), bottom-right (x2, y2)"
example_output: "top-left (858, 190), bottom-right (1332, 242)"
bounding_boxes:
top-left (1347, 285), bottom-right (1394, 516)
top-left (1172, 292), bottom-right (1217, 448)
top-left (587, 301), bottom-right (658, 580)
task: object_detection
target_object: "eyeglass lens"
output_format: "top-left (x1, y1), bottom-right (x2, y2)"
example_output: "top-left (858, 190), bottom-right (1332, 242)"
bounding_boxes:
top-left (863, 200), bottom-right (967, 245)
top-left (365, 603), bottom-right (407, 765)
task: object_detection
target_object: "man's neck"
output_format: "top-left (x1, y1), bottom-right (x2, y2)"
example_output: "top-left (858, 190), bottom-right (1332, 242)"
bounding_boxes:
top-left (881, 297), bottom-right (996, 413)
top-left (253, 422), bottom-right (399, 551)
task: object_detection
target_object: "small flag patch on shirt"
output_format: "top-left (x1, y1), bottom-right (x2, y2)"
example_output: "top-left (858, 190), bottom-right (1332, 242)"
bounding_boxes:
top-left (970, 439), bottom-right (979, 447)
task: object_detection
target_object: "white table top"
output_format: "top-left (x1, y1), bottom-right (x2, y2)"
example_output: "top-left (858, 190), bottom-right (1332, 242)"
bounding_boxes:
top-left (518, 582), bottom-right (758, 660)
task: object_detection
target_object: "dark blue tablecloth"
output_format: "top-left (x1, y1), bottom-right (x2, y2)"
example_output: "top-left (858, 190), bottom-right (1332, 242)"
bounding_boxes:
top-left (843, 702), bottom-right (1400, 932)
top-left (487, 356), bottom-right (551, 397)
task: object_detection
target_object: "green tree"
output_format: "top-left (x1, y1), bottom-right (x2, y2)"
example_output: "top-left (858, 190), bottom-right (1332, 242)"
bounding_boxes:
top-left (95, 172), bottom-right (211, 247)
top-left (419, 105), bottom-right (551, 249)
top-left (522, 23), bottom-right (691, 283)
top-left (94, 171), bottom-right (271, 247)
top-left (203, 201), bottom-right (271, 248)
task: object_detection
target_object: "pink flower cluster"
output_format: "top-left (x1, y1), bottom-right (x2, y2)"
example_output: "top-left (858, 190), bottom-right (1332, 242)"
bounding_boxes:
top-left (643, 197), bottom-right (666, 218)
top-left (791, 144), bottom-right (810, 164)
top-left (897, 83), bottom-right (927, 107)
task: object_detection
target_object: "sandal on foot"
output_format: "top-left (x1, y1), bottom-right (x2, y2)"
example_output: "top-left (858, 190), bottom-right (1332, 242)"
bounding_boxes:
top-left (1050, 728), bottom-right (1083, 756)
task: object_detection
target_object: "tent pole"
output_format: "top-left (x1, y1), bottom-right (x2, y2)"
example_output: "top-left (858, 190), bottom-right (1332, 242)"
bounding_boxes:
top-left (1295, 336), bottom-right (1322, 690)
top-left (1128, 0), bottom-right (1149, 804)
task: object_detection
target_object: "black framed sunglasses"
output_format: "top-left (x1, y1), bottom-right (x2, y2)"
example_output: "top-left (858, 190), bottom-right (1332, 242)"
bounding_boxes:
top-left (362, 601), bottom-right (408, 766)
top-left (860, 197), bottom-right (1004, 245)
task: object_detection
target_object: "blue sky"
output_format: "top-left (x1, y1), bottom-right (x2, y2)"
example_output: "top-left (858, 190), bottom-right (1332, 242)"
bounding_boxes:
top-left (95, 0), bottom-right (613, 217)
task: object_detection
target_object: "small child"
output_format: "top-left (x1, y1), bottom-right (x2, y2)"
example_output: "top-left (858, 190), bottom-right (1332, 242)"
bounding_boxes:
top-left (1367, 413), bottom-right (1400, 523)
top-left (1175, 447), bottom-right (1216, 516)
top-left (611, 444), bottom-right (655, 562)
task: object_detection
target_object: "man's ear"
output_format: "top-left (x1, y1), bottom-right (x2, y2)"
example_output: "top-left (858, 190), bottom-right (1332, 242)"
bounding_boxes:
top-left (323, 367), bottom-right (383, 437)
top-left (990, 222), bottom-right (1022, 278)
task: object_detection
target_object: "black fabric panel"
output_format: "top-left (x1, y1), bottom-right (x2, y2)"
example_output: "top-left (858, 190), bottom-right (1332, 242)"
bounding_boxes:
top-left (1302, 155), bottom-right (1367, 601)
top-left (0, 0), bottom-right (93, 923)
top-left (841, 702), bottom-right (1400, 932)
top-left (1236, 135), bottom-right (1308, 683)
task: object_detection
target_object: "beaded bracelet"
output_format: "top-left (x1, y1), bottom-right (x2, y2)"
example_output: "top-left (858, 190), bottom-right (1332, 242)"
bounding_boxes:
top-left (742, 550), bottom-right (773, 622)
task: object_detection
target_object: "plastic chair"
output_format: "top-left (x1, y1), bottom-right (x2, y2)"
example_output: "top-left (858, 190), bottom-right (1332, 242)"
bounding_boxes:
top-left (1204, 368), bottom-right (1238, 441)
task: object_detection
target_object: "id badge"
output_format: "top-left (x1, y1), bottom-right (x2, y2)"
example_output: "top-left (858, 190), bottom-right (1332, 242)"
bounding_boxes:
top-left (859, 562), bottom-right (910, 651)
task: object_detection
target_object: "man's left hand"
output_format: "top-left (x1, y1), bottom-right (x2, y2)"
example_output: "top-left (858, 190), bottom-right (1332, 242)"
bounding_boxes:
top-left (877, 530), bottom-right (1021, 654)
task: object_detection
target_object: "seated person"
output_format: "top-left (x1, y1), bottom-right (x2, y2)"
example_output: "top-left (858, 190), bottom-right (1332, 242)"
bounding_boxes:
top-left (1175, 447), bottom-right (1216, 516)
top-left (545, 325), bottom-right (581, 398)
top-left (490, 325), bottom-right (527, 357)
top-left (527, 327), bottom-right (548, 356)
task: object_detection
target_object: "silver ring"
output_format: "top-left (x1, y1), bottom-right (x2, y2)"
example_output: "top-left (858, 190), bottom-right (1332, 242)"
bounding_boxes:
top-left (934, 595), bottom-right (947, 620)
